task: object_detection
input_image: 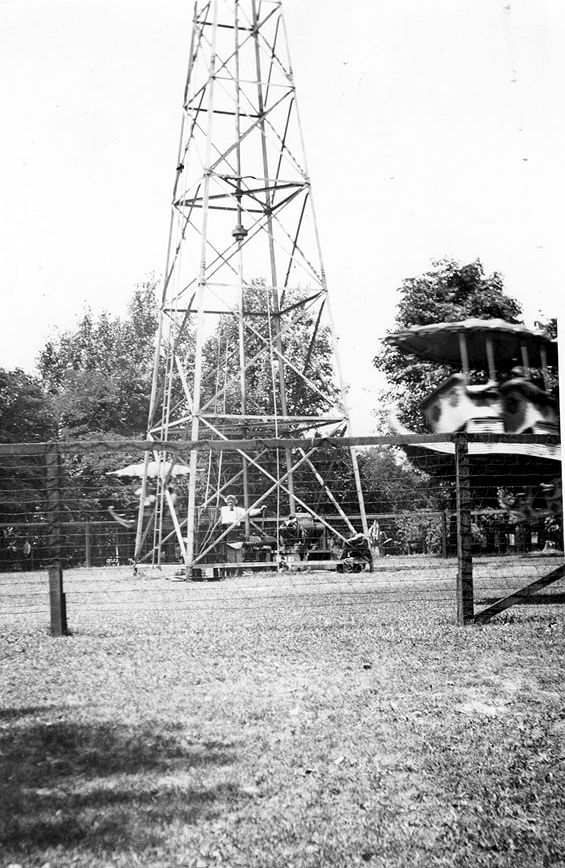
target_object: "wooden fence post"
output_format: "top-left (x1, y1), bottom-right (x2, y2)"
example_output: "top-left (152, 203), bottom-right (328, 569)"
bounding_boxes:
top-left (48, 565), bottom-right (67, 637)
top-left (441, 510), bottom-right (448, 559)
top-left (85, 521), bottom-right (92, 568)
top-left (455, 433), bottom-right (474, 624)
top-left (46, 444), bottom-right (68, 636)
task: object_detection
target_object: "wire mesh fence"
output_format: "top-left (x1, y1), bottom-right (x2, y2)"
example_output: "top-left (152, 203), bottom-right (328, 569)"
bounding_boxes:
top-left (0, 434), bottom-right (562, 630)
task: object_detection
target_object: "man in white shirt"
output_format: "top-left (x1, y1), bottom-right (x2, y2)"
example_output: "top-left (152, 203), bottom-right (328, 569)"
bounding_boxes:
top-left (220, 495), bottom-right (246, 526)
top-left (220, 495), bottom-right (266, 526)
top-left (219, 495), bottom-right (266, 573)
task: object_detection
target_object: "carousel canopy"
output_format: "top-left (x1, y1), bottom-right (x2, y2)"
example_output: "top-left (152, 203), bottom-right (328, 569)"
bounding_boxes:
top-left (384, 318), bottom-right (558, 369)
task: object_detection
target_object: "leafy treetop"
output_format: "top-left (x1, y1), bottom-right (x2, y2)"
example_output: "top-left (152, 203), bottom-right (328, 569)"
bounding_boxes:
top-left (38, 280), bottom-right (160, 437)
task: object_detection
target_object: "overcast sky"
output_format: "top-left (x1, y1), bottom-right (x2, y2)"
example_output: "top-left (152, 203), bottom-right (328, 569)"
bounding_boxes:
top-left (1, 0), bottom-right (564, 431)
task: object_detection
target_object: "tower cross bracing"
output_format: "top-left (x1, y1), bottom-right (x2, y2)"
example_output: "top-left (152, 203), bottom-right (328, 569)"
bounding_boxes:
top-left (136, 0), bottom-right (367, 572)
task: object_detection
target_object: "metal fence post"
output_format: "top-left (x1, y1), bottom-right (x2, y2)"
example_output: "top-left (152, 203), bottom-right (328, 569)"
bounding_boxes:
top-left (455, 433), bottom-right (474, 624)
top-left (46, 444), bottom-right (68, 636)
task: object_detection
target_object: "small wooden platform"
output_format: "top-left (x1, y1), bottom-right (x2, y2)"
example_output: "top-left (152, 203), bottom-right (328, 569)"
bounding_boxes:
top-left (164, 556), bottom-right (374, 580)
top-left (192, 558), bottom-right (370, 578)
top-left (184, 561), bottom-right (277, 580)
top-left (282, 559), bottom-right (351, 572)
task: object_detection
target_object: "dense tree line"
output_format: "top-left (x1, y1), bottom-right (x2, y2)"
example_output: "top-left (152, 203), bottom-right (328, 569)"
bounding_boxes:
top-left (0, 281), bottom-right (163, 553)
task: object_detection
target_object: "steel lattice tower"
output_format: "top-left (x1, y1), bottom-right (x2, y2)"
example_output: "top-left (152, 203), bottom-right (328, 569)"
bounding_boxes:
top-left (135, 0), bottom-right (367, 573)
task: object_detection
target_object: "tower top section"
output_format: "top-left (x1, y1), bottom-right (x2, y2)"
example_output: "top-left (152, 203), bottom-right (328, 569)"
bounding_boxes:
top-left (165, 0), bottom-right (326, 311)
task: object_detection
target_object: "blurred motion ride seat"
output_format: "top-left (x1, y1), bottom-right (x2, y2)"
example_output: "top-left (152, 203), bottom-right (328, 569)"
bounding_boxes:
top-left (499, 377), bottom-right (560, 434)
top-left (421, 373), bottom-right (502, 434)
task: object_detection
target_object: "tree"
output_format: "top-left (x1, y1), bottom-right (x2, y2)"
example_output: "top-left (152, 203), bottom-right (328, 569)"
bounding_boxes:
top-left (358, 447), bottom-right (448, 514)
top-left (373, 259), bottom-right (524, 431)
top-left (534, 316), bottom-right (558, 340)
top-left (33, 281), bottom-right (167, 531)
top-left (0, 369), bottom-right (57, 566)
top-left (0, 368), bottom-right (56, 444)
top-left (38, 280), bottom-right (161, 437)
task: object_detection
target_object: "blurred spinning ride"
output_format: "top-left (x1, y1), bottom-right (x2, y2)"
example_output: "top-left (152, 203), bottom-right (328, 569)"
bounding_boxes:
top-left (386, 317), bottom-right (560, 490)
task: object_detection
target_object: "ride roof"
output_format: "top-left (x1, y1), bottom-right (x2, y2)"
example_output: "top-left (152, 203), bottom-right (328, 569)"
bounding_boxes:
top-left (384, 318), bottom-right (558, 370)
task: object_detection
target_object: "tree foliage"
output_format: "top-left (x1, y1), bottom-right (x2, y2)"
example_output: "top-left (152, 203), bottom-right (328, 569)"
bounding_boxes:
top-left (200, 282), bottom-right (337, 419)
top-left (534, 316), bottom-right (558, 339)
top-left (0, 369), bottom-right (56, 444)
top-left (358, 447), bottom-right (449, 513)
top-left (0, 369), bottom-right (57, 549)
top-left (27, 281), bottom-right (164, 531)
top-left (38, 280), bottom-right (161, 437)
top-left (373, 259), bottom-right (524, 431)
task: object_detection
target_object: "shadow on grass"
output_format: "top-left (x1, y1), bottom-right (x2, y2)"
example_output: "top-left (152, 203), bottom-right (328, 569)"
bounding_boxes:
top-left (0, 714), bottom-right (238, 857)
top-left (0, 704), bottom-right (65, 722)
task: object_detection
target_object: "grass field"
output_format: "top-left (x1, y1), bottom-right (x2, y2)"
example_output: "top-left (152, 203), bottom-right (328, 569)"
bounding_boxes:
top-left (1, 557), bottom-right (564, 867)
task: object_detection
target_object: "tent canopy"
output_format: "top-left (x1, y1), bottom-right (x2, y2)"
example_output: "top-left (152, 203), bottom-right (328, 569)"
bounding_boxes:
top-left (107, 460), bottom-right (190, 479)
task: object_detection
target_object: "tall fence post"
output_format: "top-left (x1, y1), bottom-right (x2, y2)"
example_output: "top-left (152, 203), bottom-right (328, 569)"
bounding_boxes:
top-left (46, 444), bottom-right (68, 636)
top-left (441, 510), bottom-right (448, 558)
top-left (455, 433), bottom-right (474, 624)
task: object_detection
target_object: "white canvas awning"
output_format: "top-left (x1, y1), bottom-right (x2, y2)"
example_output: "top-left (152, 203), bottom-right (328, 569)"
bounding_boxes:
top-left (107, 461), bottom-right (190, 479)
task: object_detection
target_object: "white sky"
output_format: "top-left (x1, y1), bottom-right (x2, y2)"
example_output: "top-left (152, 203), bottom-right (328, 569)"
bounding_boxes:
top-left (1, 0), bottom-right (564, 431)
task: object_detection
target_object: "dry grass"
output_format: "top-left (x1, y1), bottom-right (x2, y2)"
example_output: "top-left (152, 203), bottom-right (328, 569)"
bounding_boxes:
top-left (1, 560), bottom-right (564, 867)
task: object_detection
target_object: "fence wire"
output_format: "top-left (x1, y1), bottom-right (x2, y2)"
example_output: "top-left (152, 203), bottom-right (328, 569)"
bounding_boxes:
top-left (0, 435), bottom-right (562, 627)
